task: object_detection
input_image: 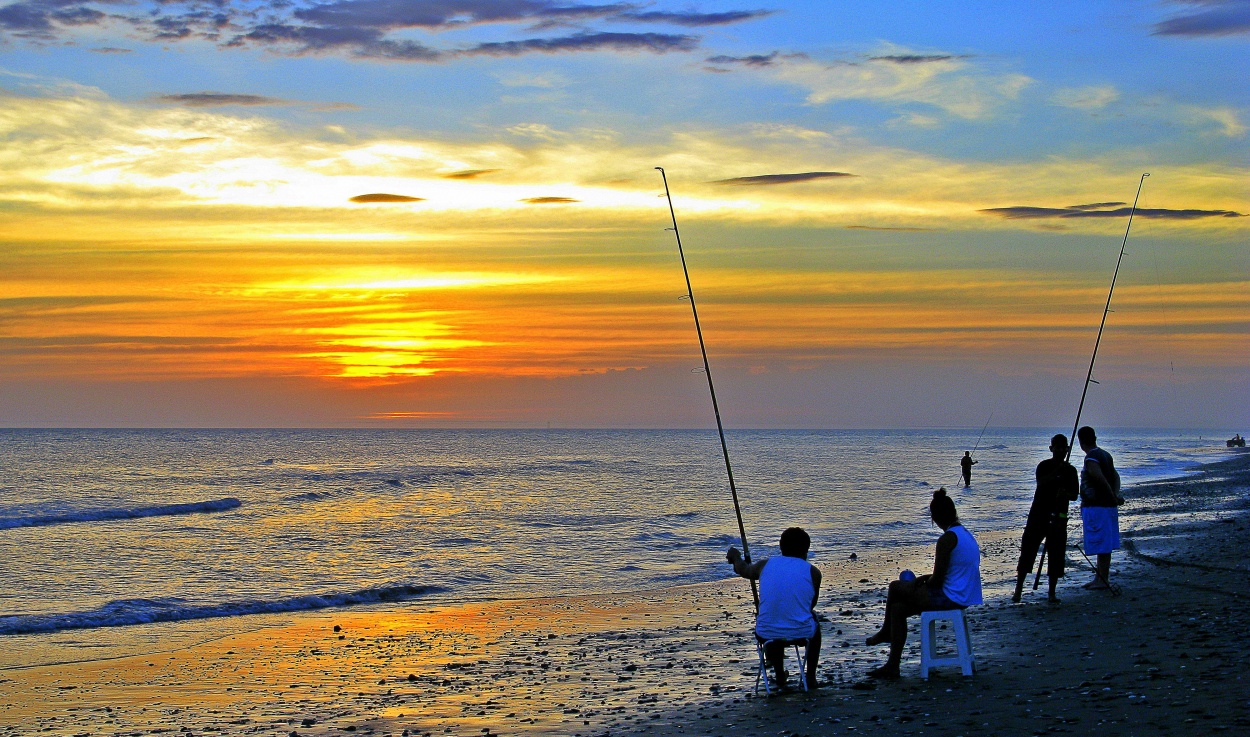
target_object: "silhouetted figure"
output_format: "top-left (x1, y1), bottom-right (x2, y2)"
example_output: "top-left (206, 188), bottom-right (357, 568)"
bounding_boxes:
top-left (960, 451), bottom-right (978, 487)
top-left (727, 528), bottom-right (822, 690)
top-left (1012, 434), bottom-right (1079, 603)
top-left (1078, 426), bottom-right (1122, 590)
top-left (865, 488), bottom-right (982, 679)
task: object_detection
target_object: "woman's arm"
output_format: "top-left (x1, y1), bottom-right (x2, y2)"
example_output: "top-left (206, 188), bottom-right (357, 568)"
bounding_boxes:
top-left (928, 531), bottom-right (958, 590)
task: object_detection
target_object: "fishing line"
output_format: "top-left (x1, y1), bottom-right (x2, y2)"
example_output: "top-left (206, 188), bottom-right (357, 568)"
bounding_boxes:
top-left (1036, 173), bottom-right (1149, 596)
top-left (656, 167), bottom-right (760, 614)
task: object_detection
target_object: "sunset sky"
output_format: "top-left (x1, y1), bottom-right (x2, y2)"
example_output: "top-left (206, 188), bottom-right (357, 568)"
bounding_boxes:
top-left (1, 1), bottom-right (1246, 428)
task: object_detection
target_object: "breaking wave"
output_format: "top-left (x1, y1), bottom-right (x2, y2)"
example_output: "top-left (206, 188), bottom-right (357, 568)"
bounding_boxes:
top-left (0, 584), bottom-right (441, 635)
top-left (0, 498), bottom-right (242, 530)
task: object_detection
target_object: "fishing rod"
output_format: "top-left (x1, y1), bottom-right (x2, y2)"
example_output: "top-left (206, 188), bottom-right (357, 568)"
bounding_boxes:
top-left (1035, 173), bottom-right (1149, 594)
top-left (655, 167), bottom-right (760, 614)
top-left (952, 411), bottom-right (993, 487)
top-left (1067, 172), bottom-right (1149, 461)
top-left (970, 412), bottom-right (994, 459)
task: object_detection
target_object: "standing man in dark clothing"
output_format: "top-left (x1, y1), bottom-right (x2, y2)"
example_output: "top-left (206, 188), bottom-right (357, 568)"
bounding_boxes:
top-left (960, 451), bottom-right (978, 487)
top-left (1012, 434), bottom-right (1079, 603)
top-left (1078, 426), bottom-right (1122, 590)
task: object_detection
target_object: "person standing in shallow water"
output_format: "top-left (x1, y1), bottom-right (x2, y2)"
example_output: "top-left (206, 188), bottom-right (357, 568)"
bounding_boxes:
top-left (961, 451), bottom-right (977, 487)
top-left (727, 527), bottom-right (822, 690)
top-left (866, 487), bottom-right (982, 679)
top-left (1012, 434), bottom-right (1079, 603)
top-left (1078, 426), bottom-right (1122, 590)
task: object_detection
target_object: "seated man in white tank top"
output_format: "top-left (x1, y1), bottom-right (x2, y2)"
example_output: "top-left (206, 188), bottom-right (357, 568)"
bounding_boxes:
top-left (865, 487), bottom-right (982, 679)
top-left (727, 527), bottom-right (823, 689)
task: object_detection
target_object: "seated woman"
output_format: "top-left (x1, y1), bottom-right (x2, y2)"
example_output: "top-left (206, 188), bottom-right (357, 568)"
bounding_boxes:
top-left (865, 487), bottom-right (982, 679)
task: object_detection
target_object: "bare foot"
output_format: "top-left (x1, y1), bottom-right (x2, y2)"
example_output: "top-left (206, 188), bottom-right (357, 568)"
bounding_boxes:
top-left (1083, 579), bottom-right (1110, 590)
top-left (1010, 591), bottom-right (1022, 603)
top-left (867, 664), bottom-right (900, 680)
top-left (1047, 596), bottom-right (1061, 604)
top-left (865, 631), bottom-right (889, 646)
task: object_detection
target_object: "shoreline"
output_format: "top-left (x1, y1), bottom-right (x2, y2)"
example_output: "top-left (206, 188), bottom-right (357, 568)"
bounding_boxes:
top-left (1, 451), bottom-right (1248, 736)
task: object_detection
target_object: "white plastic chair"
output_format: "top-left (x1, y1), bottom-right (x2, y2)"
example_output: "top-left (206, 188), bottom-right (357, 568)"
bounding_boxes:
top-left (919, 609), bottom-right (975, 678)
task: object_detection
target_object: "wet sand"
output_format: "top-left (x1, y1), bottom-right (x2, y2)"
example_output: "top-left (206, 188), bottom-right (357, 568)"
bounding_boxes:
top-left (2, 452), bottom-right (1248, 737)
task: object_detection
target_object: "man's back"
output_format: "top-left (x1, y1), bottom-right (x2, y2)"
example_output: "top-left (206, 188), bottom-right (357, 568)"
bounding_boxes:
top-left (757, 556), bottom-right (818, 640)
top-left (1081, 446), bottom-right (1121, 507)
top-left (1030, 457), bottom-right (1078, 523)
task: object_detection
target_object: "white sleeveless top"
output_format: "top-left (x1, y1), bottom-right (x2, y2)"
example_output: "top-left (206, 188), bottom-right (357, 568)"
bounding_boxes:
top-left (756, 556), bottom-right (817, 640)
top-left (941, 525), bottom-right (983, 607)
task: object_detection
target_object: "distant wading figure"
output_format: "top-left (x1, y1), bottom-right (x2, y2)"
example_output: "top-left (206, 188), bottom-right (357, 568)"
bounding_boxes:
top-left (961, 451), bottom-right (978, 487)
top-left (727, 527), bottom-right (822, 690)
top-left (1078, 426), bottom-right (1122, 590)
top-left (1012, 434), bottom-right (1079, 603)
top-left (866, 488), bottom-right (982, 679)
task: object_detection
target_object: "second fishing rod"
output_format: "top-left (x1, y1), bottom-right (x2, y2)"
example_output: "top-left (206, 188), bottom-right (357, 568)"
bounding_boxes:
top-left (1034, 172), bottom-right (1149, 595)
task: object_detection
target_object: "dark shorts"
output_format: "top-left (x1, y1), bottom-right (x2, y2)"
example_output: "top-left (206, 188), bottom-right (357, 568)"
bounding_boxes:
top-left (1017, 518), bottom-right (1068, 578)
top-left (921, 587), bottom-right (963, 612)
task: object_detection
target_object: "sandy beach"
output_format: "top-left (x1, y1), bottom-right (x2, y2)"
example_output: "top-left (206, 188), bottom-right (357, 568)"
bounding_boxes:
top-left (3, 451), bottom-right (1248, 737)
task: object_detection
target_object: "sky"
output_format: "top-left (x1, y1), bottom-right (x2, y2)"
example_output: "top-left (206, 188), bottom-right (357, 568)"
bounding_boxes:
top-left (0, 0), bottom-right (1247, 429)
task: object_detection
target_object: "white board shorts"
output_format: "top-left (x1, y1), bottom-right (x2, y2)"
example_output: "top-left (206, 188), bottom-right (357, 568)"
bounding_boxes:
top-left (1082, 506), bottom-right (1121, 555)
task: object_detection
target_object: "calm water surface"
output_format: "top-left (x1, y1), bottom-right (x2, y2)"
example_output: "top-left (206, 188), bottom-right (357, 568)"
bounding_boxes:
top-left (0, 428), bottom-right (1233, 665)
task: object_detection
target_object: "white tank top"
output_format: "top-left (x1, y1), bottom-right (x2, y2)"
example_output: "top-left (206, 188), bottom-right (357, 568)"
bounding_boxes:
top-left (941, 525), bottom-right (983, 607)
top-left (756, 556), bottom-right (817, 640)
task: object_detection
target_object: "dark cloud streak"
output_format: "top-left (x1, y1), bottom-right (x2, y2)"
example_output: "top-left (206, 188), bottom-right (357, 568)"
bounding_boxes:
top-left (868, 53), bottom-right (958, 64)
top-left (1, 0), bottom-right (769, 61)
top-left (982, 205), bottom-right (1245, 220)
top-left (443, 169), bottom-right (500, 179)
top-left (714, 171), bottom-right (855, 185)
top-left (1154, 1), bottom-right (1250, 36)
top-left (617, 9), bottom-right (772, 26)
top-left (706, 51), bottom-right (778, 66)
top-left (463, 31), bottom-right (697, 57)
top-left (155, 92), bottom-right (290, 107)
top-left (350, 193), bottom-right (425, 203)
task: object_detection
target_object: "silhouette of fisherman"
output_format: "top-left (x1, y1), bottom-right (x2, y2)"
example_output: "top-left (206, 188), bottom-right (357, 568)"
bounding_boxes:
top-left (727, 527), bottom-right (822, 690)
top-left (1012, 434), bottom-right (1079, 603)
top-left (1078, 426), bottom-right (1123, 590)
top-left (960, 451), bottom-right (978, 487)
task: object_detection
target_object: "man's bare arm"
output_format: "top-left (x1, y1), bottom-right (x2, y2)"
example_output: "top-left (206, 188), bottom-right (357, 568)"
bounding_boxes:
top-left (1084, 458), bottom-right (1112, 495)
top-left (810, 566), bottom-right (822, 612)
top-left (727, 547), bottom-right (767, 580)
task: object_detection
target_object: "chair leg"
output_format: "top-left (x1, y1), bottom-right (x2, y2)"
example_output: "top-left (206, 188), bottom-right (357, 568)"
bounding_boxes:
top-left (755, 640), bottom-right (771, 695)
top-left (957, 614), bottom-right (975, 676)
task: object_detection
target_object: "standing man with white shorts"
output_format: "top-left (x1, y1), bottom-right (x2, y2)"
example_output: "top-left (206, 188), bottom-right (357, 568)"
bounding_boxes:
top-left (1077, 426), bottom-right (1122, 590)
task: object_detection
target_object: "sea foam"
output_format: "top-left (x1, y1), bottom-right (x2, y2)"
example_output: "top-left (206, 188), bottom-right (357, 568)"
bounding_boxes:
top-left (0, 497), bottom-right (242, 530)
top-left (0, 584), bottom-right (440, 635)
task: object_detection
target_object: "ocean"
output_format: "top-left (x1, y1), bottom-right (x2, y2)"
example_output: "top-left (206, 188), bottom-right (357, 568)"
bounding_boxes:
top-left (0, 428), bottom-right (1234, 668)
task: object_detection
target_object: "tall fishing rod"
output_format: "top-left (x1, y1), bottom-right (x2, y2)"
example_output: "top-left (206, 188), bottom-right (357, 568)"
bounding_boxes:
top-left (655, 167), bottom-right (760, 613)
top-left (1066, 172), bottom-right (1149, 459)
top-left (1036, 173), bottom-right (1149, 594)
